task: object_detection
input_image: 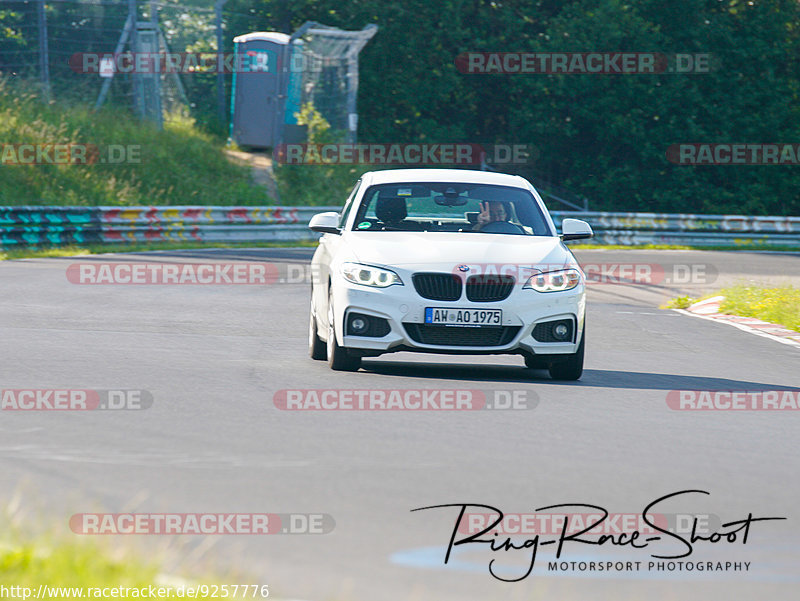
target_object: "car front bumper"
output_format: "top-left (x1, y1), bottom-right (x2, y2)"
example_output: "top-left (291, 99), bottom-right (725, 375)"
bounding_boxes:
top-left (330, 274), bottom-right (586, 357)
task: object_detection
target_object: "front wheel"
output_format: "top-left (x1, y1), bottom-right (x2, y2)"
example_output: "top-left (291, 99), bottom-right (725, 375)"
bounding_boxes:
top-left (327, 291), bottom-right (362, 371)
top-left (548, 327), bottom-right (585, 381)
top-left (524, 353), bottom-right (547, 369)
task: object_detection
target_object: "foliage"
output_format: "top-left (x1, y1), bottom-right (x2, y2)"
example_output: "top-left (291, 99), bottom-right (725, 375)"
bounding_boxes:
top-left (224, 0), bottom-right (800, 214)
top-left (664, 295), bottom-right (698, 310)
top-left (0, 78), bottom-right (271, 206)
top-left (274, 102), bottom-right (370, 206)
top-left (718, 284), bottom-right (800, 331)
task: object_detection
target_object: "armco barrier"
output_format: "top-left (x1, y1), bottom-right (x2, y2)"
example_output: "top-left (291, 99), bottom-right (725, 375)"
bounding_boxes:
top-left (0, 206), bottom-right (322, 247)
top-left (1, 206), bottom-right (799, 248)
top-left (550, 212), bottom-right (800, 247)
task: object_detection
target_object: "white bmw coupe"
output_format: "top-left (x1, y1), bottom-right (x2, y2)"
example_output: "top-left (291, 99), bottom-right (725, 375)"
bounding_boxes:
top-left (307, 168), bottom-right (593, 380)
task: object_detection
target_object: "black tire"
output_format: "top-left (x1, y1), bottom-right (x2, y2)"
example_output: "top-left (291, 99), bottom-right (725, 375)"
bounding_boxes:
top-left (548, 327), bottom-right (585, 381)
top-left (308, 303), bottom-right (326, 360)
top-left (327, 291), bottom-right (362, 371)
top-left (524, 353), bottom-right (547, 369)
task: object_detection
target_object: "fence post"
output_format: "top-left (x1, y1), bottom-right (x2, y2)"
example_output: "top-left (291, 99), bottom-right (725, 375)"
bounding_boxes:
top-left (215, 0), bottom-right (228, 123)
top-left (36, 0), bottom-right (50, 101)
top-left (128, 0), bottom-right (143, 117)
top-left (94, 15), bottom-right (134, 111)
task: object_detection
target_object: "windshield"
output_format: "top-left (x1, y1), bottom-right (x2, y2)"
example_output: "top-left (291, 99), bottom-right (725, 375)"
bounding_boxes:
top-left (350, 182), bottom-right (552, 235)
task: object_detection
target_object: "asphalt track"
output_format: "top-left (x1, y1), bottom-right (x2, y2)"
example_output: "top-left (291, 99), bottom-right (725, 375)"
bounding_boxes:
top-left (1, 248), bottom-right (799, 601)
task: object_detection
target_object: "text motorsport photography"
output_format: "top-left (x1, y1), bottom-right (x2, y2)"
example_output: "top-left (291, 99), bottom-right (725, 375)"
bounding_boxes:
top-left (411, 490), bottom-right (785, 581)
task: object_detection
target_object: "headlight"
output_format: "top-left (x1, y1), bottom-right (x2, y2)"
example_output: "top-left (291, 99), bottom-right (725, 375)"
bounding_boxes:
top-left (341, 263), bottom-right (403, 288)
top-left (523, 268), bottom-right (581, 293)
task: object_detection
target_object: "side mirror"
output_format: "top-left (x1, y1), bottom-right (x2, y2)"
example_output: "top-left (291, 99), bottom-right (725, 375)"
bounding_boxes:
top-left (309, 212), bottom-right (341, 235)
top-left (560, 218), bottom-right (593, 241)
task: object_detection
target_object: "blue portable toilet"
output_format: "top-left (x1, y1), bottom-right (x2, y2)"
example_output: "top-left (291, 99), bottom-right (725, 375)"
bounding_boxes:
top-left (230, 32), bottom-right (289, 149)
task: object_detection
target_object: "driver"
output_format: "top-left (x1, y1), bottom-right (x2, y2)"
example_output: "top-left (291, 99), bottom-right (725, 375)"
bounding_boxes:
top-left (473, 200), bottom-right (512, 230)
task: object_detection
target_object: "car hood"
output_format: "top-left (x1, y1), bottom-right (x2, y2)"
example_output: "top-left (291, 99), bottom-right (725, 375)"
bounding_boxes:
top-left (341, 232), bottom-right (576, 271)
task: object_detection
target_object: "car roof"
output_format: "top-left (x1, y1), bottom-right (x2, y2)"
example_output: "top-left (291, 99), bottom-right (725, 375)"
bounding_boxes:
top-left (362, 168), bottom-right (530, 188)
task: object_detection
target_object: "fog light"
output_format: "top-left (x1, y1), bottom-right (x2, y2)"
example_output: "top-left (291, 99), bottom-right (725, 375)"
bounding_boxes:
top-left (347, 312), bottom-right (391, 337)
top-left (351, 317), bottom-right (368, 334)
top-left (532, 319), bottom-right (574, 343)
top-left (553, 324), bottom-right (570, 340)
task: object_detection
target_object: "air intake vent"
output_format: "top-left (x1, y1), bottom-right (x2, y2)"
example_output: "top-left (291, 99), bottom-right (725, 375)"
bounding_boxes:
top-left (403, 324), bottom-right (520, 346)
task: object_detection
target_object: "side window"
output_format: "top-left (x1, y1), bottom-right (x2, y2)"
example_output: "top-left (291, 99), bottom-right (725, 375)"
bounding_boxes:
top-left (338, 180), bottom-right (362, 228)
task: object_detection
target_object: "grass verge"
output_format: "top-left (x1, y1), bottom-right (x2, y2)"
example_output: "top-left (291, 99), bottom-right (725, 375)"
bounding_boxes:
top-left (5, 241), bottom-right (800, 261)
top-left (0, 240), bottom-right (317, 260)
top-left (1, 502), bottom-right (165, 599)
top-left (665, 284), bottom-right (800, 332)
top-left (568, 243), bottom-right (800, 252)
top-left (717, 284), bottom-right (800, 331)
top-left (0, 533), bottom-right (163, 594)
top-left (0, 78), bottom-right (271, 206)
top-left (0, 500), bottom-right (263, 600)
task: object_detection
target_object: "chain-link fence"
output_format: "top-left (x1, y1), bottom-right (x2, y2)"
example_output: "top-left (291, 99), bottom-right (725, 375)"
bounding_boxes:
top-left (297, 24), bottom-right (377, 141)
top-left (0, 0), bottom-right (192, 122)
top-left (0, 0), bottom-right (133, 105)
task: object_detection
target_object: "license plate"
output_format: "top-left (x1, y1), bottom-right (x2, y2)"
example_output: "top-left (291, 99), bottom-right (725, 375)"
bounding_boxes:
top-left (424, 308), bottom-right (502, 326)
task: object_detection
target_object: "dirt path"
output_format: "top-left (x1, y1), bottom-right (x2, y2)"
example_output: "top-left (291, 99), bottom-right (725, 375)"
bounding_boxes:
top-left (223, 149), bottom-right (279, 202)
